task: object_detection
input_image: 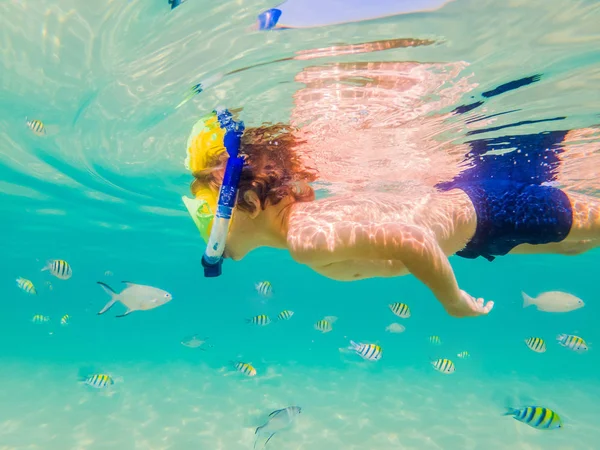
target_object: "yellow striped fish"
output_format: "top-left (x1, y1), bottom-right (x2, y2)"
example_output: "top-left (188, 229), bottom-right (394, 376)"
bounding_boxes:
top-left (233, 361), bottom-right (257, 377)
top-left (504, 406), bottom-right (562, 430)
top-left (246, 314), bottom-right (271, 326)
top-left (389, 302), bottom-right (411, 318)
top-left (431, 358), bottom-right (455, 374)
top-left (429, 335), bottom-right (442, 345)
top-left (255, 281), bottom-right (272, 297)
top-left (32, 314), bottom-right (50, 324)
top-left (81, 374), bottom-right (115, 389)
top-left (61, 314), bottom-right (70, 326)
top-left (26, 118), bottom-right (46, 135)
top-left (457, 351), bottom-right (470, 359)
top-left (557, 334), bottom-right (588, 353)
top-left (525, 337), bottom-right (546, 353)
top-left (16, 277), bottom-right (37, 295)
top-left (348, 341), bottom-right (382, 361)
top-left (277, 310), bottom-right (294, 321)
top-left (314, 319), bottom-right (333, 333)
top-left (42, 259), bottom-right (72, 280)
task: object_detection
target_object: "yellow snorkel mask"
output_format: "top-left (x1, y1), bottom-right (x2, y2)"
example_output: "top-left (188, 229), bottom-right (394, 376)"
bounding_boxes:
top-left (182, 108), bottom-right (245, 277)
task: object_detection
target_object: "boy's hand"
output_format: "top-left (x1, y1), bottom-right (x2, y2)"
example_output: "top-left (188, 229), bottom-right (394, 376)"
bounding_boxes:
top-left (445, 290), bottom-right (494, 318)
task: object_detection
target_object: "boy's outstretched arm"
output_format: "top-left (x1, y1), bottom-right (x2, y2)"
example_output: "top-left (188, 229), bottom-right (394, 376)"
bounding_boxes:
top-left (290, 221), bottom-right (494, 317)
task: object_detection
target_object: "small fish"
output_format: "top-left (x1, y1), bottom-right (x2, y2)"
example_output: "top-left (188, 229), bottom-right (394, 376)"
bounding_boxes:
top-left (429, 335), bottom-right (442, 345)
top-left (190, 83), bottom-right (202, 94)
top-left (168, 0), bottom-right (186, 10)
top-left (16, 277), bottom-right (36, 295)
top-left (60, 314), bottom-right (70, 326)
top-left (277, 310), bottom-right (294, 321)
top-left (256, 7), bottom-right (283, 31)
top-left (32, 314), bottom-right (50, 324)
top-left (246, 314), bottom-right (272, 326)
top-left (26, 118), bottom-right (46, 135)
top-left (255, 281), bottom-right (273, 297)
top-left (181, 335), bottom-right (211, 349)
top-left (504, 406), bottom-right (562, 430)
top-left (80, 373), bottom-right (115, 389)
top-left (385, 323), bottom-right (405, 333)
top-left (42, 259), bottom-right (72, 280)
top-left (431, 358), bottom-right (455, 374)
top-left (457, 351), bottom-right (470, 359)
top-left (97, 281), bottom-right (172, 317)
top-left (175, 82), bottom-right (202, 108)
top-left (104, 270), bottom-right (113, 277)
top-left (314, 319), bottom-right (333, 333)
top-left (557, 334), bottom-right (588, 353)
top-left (233, 361), bottom-right (257, 377)
top-left (525, 337), bottom-right (546, 353)
top-left (255, 406), bottom-right (301, 449)
top-left (348, 341), bottom-right (382, 361)
top-left (522, 291), bottom-right (584, 313)
top-left (45, 281), bottom-right (53, 291)
top-left (389, 302), bottom-right (411, 318)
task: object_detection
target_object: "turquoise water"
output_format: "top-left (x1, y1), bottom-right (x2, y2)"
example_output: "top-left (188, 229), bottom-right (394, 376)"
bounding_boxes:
top-left (2, 0), bottom-right (600, 448)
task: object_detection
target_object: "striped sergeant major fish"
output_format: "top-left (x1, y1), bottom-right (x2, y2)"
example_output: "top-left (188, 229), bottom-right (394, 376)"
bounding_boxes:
top-left (277, 310), bottom-right (294, 321)
top-left (80, 373), bottom-right (115, 389)
top-left (504, 405), bottom-right (562, 430)
top-left (26, 117), bottom-right (46, 135)
top-left (457, 351), bottom-right (470, 359)
top-left (314, 319), bottom-right (332, 333)
top-left (431, 358), bottom-right (455, 374)
top-left (348, 341), bottom-right (382, 361)
top-left (16, 277), bottom-right (37, 295)
top-left (429, 335), bottom-right (442, 345)
top-left (60, 314), bottom-right (70, 326)
top-left (254, 406), bottom-right (301, 449)
top-left (32, 314), bottom-right (50, 324)
top-left (525, 337), bottom-right (546, 353)
top-left (557, 334), bottom-right (588, 353)
top-left (389, 302), bottom-right (411, 318)
top-left (42, 259), bottom-right (72, 280)
top-left (232, 361), bottom-right (257, 377)
top-left (246, 314), bottom-right (272, 326)
top-left (255, 281), bottom-right (272, 297)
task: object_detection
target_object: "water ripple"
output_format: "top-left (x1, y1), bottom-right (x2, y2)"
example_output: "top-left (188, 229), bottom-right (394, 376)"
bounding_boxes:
top-left (0, 0), bottom-right (599, 246)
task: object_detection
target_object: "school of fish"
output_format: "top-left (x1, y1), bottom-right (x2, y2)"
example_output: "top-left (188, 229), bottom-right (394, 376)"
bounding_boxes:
top-left (15, 258), bottom-right (589, 441)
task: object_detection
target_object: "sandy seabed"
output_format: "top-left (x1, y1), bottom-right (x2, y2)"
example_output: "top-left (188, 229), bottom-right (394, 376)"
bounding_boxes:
top-left (0, 361), bottom-right (597, 450)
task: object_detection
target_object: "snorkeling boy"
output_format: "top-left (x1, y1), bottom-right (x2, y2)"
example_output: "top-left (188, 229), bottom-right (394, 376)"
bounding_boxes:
top-left (183, 110), bottom-right (600, 318)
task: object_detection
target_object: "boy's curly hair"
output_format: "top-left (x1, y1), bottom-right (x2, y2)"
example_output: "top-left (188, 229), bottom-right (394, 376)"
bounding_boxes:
top-left (191, 124), bottom-right (316, 212)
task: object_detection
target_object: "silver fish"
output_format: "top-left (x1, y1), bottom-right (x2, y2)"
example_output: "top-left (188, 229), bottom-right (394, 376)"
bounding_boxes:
top-left (181, 335), bottom-right (211, 349)
top-left (522, 291), bottom-right (584, 313)
top-left (97, 281), bottom-right (172, 317)
top-left (255, 406), bottom-right (301, 449)
top-left (385, 323), bottom-right (405, 333)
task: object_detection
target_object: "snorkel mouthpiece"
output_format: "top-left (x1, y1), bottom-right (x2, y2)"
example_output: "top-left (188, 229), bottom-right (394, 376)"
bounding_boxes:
top-left (201, 109), bottom-right (245, 278)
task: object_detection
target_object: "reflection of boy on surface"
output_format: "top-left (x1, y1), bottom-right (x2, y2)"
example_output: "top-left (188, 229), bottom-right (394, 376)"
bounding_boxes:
top-left (186, 64), bottom-right (600, 318)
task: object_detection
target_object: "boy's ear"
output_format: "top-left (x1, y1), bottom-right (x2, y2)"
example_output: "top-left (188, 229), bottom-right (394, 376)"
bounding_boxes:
top-left (243, 191), bottom-right (261, 219)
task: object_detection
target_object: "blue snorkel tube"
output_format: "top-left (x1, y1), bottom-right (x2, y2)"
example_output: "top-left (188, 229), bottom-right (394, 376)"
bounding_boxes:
top-left (201, 109), bottom-right (246, 277)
